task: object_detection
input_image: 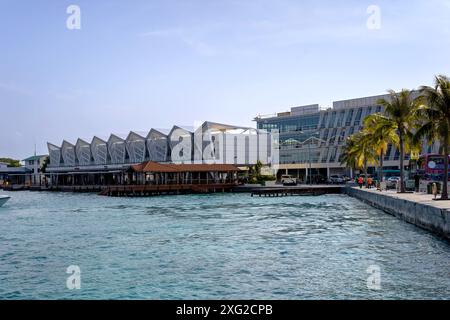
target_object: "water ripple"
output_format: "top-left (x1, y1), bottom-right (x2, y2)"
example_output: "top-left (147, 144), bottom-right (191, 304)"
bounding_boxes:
top-left (0, 191), bottom-right (450, 299)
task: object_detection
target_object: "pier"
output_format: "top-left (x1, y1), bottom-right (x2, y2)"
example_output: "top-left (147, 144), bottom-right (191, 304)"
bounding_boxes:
top-left (99, 183), bottom-right (236, 197)
top-left (250, 185), bottom-right (343, 197)
top-left (2, 182), bottom-right (237, 196)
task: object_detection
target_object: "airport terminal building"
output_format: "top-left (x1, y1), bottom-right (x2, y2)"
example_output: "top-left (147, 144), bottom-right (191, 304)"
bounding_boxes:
top-left (255, 93), bottom-right (438, 182)
top-left (46, 121), bottom-right (275, 186)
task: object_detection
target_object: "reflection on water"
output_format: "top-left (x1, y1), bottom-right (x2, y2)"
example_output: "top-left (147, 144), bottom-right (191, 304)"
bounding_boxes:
top-left (0, 191), bottom-right (450, 299)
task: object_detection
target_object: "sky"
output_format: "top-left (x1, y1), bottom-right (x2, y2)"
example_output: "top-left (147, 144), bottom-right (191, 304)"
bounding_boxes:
top-left (1, 0), bottom-right (450, 159)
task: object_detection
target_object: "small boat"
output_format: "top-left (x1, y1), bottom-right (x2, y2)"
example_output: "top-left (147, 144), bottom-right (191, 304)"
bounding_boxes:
top-left (0, 195), bottom-right (11, 207)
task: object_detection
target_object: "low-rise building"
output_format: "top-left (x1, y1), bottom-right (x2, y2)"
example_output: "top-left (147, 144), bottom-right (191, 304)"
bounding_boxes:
top-left (22, 155), bottom-right (49, 186)
top-left (0, 167), bottom-right (32, 186)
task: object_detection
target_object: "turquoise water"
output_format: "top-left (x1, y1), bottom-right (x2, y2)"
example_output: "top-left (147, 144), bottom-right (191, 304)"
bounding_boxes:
top-left (1, 191), bottom-right (450, 299)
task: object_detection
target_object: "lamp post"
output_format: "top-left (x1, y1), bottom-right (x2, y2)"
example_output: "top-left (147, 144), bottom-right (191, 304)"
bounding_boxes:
top-left (298, 132), bottom-right (326, 185)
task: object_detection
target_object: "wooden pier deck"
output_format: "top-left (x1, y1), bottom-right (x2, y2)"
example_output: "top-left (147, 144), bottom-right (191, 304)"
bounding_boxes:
top-left (250, 185), bottom-right (343, 197)
top-left (100, 183), bottom-right (237, 196)
top-left (3, 183), bottom-right (237, 196)
top-left (4, 183), bottom-right (344, 197)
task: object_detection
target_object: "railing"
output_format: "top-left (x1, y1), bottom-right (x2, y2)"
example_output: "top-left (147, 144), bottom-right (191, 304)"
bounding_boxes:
top-left (49, 178), bottom-right (238, 187)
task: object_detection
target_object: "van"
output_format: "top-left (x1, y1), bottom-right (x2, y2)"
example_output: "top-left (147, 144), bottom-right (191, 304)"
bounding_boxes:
top-left (281, 175), bottom-right (297, 186)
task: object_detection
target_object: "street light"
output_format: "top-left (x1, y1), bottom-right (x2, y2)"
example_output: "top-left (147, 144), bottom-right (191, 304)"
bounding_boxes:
top-left (297, 132), bottom-right (326, 185)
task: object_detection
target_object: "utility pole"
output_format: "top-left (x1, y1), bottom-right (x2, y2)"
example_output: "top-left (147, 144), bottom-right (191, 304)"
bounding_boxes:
top-left (300, 133), bottom-right (326, 186)
top-left (309, 139), bottom-right (312, 185)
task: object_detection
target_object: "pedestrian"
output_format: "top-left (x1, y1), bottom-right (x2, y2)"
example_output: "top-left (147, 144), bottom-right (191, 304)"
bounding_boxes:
top-left (367, 177), bottom-right (373, 189)
top-left (414, 174), bottom-right (420, 192)
top-left (358, 176), bottom-right (364, 189)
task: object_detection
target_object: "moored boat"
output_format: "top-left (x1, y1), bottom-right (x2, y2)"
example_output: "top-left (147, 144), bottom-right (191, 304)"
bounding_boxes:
top-left (0, 195), bottom-right (11, 207)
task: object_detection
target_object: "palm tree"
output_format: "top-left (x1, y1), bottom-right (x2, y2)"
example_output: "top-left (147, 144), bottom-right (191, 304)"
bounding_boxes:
top-left (363, 114), bottom-right (399, 183)
top-left (416, 75), bottom-right (450, 200)
top-left (341, 132), bottom-right (377, 186)
top-left (376, 89), bottom-right (422, 193)
top-left (340, 134), bottom-right (359, 175)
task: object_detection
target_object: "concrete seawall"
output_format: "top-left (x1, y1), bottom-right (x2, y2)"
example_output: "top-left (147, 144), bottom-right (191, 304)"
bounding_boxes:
top-left (345, 187), bottom-right (450, 240)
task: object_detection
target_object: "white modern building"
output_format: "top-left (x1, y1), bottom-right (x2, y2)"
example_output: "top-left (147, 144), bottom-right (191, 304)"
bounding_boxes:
top-left (46, 121), bottom-right (276, 180)
top-left (255, 92), bottom-right (437, 182)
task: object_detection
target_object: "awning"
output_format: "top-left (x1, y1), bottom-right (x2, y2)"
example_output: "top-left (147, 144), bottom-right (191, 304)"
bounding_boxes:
top-left (59, 171), bottom-right (124, 175)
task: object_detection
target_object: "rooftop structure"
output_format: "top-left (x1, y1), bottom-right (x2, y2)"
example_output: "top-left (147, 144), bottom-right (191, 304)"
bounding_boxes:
top-left (46, 121), bottom-right (276, 175)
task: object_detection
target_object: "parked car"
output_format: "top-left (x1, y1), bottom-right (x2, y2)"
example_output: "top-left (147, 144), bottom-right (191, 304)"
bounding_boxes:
top-left (281, 175), bottom-right (297, 186)
top-left (328, 175), bottom-right (345, 184)
top-left (386, 176), bottom-right (401, 189)
top-left (342, 176), bottom-right (352, 182)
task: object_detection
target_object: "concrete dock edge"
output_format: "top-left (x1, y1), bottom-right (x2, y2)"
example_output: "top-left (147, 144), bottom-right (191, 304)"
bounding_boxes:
top-left (345, 187), bottom-right (450, 240)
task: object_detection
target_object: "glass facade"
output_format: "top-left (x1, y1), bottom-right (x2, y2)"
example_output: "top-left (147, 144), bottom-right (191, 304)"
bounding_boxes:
top-left (258, 114), bottom-right (319, 133)
top-left (353, 108), bottom-right (363, 126)
top-left (255, 95), bottom-right (397, 169)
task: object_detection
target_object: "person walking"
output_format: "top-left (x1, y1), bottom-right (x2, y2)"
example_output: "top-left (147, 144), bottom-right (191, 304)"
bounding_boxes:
top-left (358, 176), bottom-right (364, 189)
top-left (367, 177), bottom-right (373, 189)
top-left (414, 174), bottom-right (420, 193)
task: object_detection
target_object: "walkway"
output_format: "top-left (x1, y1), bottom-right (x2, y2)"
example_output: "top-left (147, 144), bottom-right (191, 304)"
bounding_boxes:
top-left (356, 187), bottom-right (450, 213)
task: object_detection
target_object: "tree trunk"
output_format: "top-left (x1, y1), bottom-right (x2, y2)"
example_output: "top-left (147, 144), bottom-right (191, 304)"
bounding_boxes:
top-left (399, 133), bottom-right (406, 193)
top-left (442, 143), bottom-right (449, 200)
top-left (380, 148), bottom-right (384, 183)
top-left (364, 160), bottom-right (368, 188)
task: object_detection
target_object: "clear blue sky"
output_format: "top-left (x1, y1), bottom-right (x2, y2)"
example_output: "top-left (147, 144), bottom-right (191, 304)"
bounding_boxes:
top-left (1, 0), bottom-right (450, 159)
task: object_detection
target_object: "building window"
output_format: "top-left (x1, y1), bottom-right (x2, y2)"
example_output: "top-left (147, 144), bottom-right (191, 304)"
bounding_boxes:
top-left (338, 148), bottom-right (345, 163)
top-left (349, 127), bottom-right (355, 136)
top-left (384, 144), bottom-right (392, 161)
top-left (393, 148), bottom-right (400, 161)
top-left (322, 129), bottom-right (329, 142)
top-left (345, 109), bottom-right (354, 126)
top-left (353, 108), bottom-right (363, 126)
top-left (337, 111), bottom-right (345, 127)
top-left (329, 147), bottom-right (338, 163)
top-left (328, 112), bottom-right (337, 128)
top-left (321, 149), bottom-right (329, 163)
top-left (338, 129), bottom-right (346, 143)
top-left (329, 128), bottom-right (337, 144)
top-left (321, 113), bottom-right (329, 128)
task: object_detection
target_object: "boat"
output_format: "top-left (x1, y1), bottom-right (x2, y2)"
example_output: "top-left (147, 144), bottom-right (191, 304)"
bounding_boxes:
top-left (0, 195), bottom-right (11, 207)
